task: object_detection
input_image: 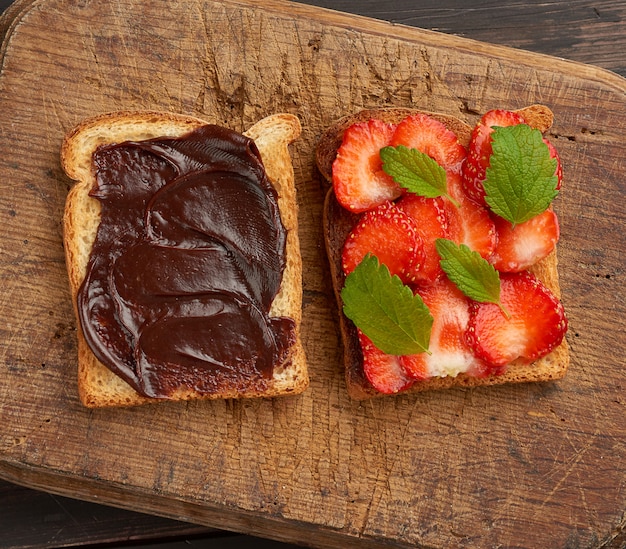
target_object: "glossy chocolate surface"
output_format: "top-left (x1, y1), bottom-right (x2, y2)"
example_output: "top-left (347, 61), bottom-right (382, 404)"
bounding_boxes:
top-left (77, 125), bottom-right (294, 398)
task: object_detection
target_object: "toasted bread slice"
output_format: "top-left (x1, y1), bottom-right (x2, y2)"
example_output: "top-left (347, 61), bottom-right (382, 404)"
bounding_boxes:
top-left (62, 111), bottom-right (308, 407)
top-left (317, 106), bottom-right (569, 399)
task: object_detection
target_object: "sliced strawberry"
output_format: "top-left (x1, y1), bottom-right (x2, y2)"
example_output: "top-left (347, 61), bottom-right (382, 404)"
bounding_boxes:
top-left (544, 138), bottom-right (563, 190)
top-left (396, 193), bottom-right (449, 285)
top-left (358, 331), bottom-right (415, 394)
top-left (398, 353), bottom-right (430, 381)
top-left (446, 174), bottom-right (497, 259)
top-left (401, 278), bottom-right (491, 379)
top-left (341, 201), bottom-right (425, 284)
top-left (391, 113), bottom-right (467, 174)
top-left (466, 271), bottom-right (568, 367)
top-left (490, 209), bottom-right (560, 272)
top-left (332, 119), bottom-right (400, 213)
top-left (462, 109), bottom-right (526, 207)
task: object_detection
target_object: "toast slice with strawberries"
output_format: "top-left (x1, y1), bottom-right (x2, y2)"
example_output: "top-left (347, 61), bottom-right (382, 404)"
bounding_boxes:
top-left (317, 105), bottom-right (569, 399)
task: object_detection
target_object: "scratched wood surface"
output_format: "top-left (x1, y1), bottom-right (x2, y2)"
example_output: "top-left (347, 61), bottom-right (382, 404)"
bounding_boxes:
top-left (0, 1), bottom-right (624, 548)
top-left (300, 0), bottom-right (626, 80)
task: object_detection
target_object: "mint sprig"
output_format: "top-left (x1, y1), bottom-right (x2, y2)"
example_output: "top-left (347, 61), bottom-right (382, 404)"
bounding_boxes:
top-left (341, 254), bottom-right (433, 356)
top-left (483, 124), bottom-right (559, 225)
top-left (380, 145), bottom-right (459, 207)
top-left (435, 238), bottom-right (509, 318)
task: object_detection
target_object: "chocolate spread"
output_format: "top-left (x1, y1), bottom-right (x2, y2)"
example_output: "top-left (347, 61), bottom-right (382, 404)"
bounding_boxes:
top-left (77, 125), bottom-right (295, 398)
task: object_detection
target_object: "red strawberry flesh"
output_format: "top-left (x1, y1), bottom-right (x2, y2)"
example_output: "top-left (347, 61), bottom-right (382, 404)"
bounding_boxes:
top-left (490, 209), bottom-right (560, 272)
top-left (466, 271), bottom-right (568, 367)
top-left (391, 112), bottom-right (467, 175)
top-left (446, 173), bottom-right (497, 259)
top-left (332, 119), bottom-right (400, 213)
top-left (358, 330), bottom-right (415, 394)
top-left (341, 201), bottom-right (425, 284)
top-left (396, 194), bottom-right (449, 285)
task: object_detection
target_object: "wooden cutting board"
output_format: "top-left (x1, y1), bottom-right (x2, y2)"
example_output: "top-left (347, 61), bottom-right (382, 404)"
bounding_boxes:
top-left (0, 0), bottom-right (624, 547)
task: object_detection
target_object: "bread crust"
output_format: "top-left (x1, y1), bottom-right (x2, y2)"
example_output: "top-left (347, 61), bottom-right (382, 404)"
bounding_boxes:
top-left (317, 106), bottom-right (569, 400)
top-left (62, 111), bottom-right (308, 407)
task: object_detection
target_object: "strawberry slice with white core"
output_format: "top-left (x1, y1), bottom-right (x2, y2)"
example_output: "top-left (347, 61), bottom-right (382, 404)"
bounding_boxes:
top-left (446, 173), bottom-right (497, 260)
top-left (396, 194), bottom-right (450, 285)
top-left (466, 271), bottom-right (568, 368)
top-left (391, 113), bottom-right (467, 175)
top-left (358, 330), bottom-right (415, 394)
top-left (341, 201), bottom-right (425, 284)
top-left (332, 119), bottom-right (400, 213)
top-left (401, 278), bottom-right (491, 380)
top-left (462, 109), bottom-right (526, 207)
top-left (490, 209), bottom-right (560, 272)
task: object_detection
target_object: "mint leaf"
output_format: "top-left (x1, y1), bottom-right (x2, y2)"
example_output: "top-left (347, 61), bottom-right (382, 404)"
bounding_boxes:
top-left (483, 125), bottom-right (558, 225)
top-left (341, 254), bottom-right (433, 356)
top-left (435, 238), bottom-right (509, 316)
top-left (380, 145), bottom-right (459, 206)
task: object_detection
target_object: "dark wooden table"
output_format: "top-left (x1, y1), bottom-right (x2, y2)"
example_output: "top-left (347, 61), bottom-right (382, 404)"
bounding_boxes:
top-left (1, 1), bottom-right (624, 548)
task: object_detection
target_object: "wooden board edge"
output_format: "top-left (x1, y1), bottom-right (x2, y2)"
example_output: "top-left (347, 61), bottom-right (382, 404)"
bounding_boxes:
top-left (0, 0), bottom-right (35, 55)
top-left (2, 0), bottom-right (626, 96)
top-left (0, 461), bottom-right (389, 549)
top-left (242, 0), bottom-right (626, 95)
top-left (2, 458), bottom-right (623, 549)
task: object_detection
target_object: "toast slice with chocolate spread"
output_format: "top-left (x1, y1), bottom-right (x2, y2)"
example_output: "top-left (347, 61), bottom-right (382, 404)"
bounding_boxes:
top-left (62, 111), bottom-right (307, 407)
top-left (316, 105), bottom-right (569, 399)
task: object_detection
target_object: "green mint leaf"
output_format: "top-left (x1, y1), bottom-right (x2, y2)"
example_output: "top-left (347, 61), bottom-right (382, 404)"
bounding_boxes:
top-left (483, 124), bottom-right (559, 225)
top-left (380, 145), bottom-right (458, 206)
top-left (341, 254), bottom-right (433, 356)
top-left (435, 238), bottom-right (509, 316)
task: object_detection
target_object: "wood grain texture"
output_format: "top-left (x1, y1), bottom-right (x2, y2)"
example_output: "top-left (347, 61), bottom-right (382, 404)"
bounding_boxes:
top-left (297, 0), bottom-right (626, 79)
top-left (0, 1), bottom-right (624, 548)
